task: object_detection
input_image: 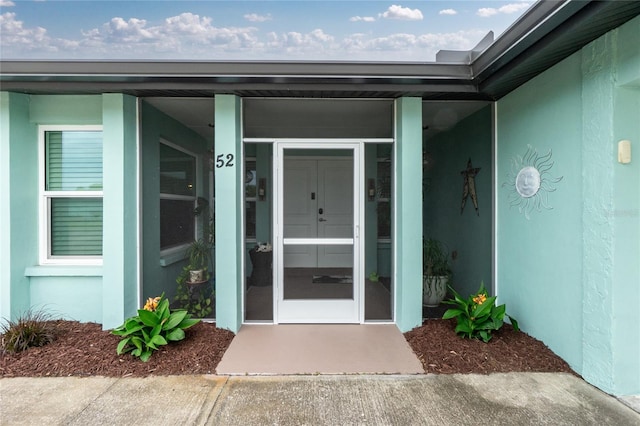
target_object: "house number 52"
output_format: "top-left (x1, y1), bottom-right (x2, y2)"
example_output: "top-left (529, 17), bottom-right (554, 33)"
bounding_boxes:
top-left (215, 154), bottom-right (234, 168)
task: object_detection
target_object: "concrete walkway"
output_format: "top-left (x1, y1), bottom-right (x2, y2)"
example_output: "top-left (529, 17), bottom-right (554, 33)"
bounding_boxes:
top-left (217, 324), bottom-right (423, 375)
top-left (2, 373), bottom-right (639, 425)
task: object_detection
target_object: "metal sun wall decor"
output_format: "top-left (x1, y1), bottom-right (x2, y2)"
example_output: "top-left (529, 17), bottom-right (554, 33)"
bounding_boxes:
top-left (502, 145), bottom-right (563, 220)
top-left (460, 158), bottom-right (481, 216)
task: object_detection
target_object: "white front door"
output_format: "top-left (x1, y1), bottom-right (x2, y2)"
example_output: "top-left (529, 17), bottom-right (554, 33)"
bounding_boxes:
top-left (283, 159), bottom-right (353, 268)
top-left (275, 142), bottom-right (361, 323)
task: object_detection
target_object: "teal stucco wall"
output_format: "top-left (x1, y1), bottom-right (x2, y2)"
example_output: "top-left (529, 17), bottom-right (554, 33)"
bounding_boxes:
top-left (394, 97), bottom-right (423, 332)
top-left (102, 94), bottom-right (139, 328)
top-left (424, 106), bottom-right (493, 298)
top-left (0, 92), bottom-right (38, 321)
top-left (2, 95), bottom-right (104, 323)
top-left (0, 94), bottom-right (140, 328)
top-left (214, 94), bottom-right (243, 332)
top-left (497, 15), bottom-right (640, 396)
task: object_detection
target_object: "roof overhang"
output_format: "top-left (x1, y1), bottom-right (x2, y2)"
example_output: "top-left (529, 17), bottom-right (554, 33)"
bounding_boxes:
top-left (1, 0), bottom-right (639, 100)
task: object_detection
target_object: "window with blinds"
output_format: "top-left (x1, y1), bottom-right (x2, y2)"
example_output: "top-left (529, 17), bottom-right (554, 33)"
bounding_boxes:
top-left (41, 127), bottom-right (103, 261)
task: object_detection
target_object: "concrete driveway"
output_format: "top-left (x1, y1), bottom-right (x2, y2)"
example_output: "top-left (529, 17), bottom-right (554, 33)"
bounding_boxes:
top-left (1, 373), bottom-right (639, 425)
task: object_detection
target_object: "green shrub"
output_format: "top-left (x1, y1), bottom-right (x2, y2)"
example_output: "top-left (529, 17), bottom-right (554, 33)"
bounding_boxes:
top-left (443, 282), bottom-right (519, 343)
top-left (1, 309), bottom-right (57, 353)
top-left (112, 293), bottom-right (199, 362)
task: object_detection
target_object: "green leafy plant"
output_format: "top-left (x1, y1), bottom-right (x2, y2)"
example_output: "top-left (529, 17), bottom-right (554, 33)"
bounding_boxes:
top-left (442, 282), bottom-right (519, 343)
top-left (186, 239), bottom-right (213, 275)
top-left (423, 238), bottom-right (451, 278)
top-left (174, 267), bottom-right (214, 318)
top-left (112, 293), bottom-right (199, 362)
top-left (1, 309), bottom-right (57, 353)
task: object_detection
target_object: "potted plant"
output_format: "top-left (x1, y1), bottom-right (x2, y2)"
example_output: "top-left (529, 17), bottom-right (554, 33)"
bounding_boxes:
top-left (185, 238), bottom-right (212, 283)
top-left (172, 237), bottom-right (214, 318)
top-left (423, 237), bottom-right (451, 307)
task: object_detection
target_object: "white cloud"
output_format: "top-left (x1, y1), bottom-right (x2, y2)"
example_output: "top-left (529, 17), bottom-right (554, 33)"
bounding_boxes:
top-left (103, 17), bottom-right (154, 42)
top-left (1, 11), bottom-right (265, 59)
top-left (244, 13), bottom-right (272, 23)
top-left (265, 28), bottom-right (337, 57)
top-left (349, 16), bottom-right (376, 22)
top-left (341, 29), bottom-right (487, 61)
top-left (477, 3), bottom-right (530, 18)
top-left (0, 12), bottom-right (54, 55)
top-left (477, 8), bottom-right (497, 18)
top-left (0, 9), bottom-right (492, 61)
top-left (0, 1), bottom-right (15, 7)
top-left (439, 9), bottom-right (457, 16)
top-left (380, 5), bottom-right (423, 21)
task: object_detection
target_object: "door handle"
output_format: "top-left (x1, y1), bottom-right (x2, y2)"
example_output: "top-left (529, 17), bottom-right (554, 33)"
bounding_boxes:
top-left (319, 218), bottom-right (327, 222)
top-left (318, 208), bottom-right (323, 214)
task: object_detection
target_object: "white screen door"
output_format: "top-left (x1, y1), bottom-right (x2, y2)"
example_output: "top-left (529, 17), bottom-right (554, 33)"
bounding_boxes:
top-left (275, 141), bottom-right (361, 323)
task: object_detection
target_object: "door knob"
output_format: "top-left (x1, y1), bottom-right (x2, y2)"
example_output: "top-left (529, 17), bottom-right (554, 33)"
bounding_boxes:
top-left (319, 218), bottom-right (327, 222)
top-left (318, 208), bottom-right (323, 214)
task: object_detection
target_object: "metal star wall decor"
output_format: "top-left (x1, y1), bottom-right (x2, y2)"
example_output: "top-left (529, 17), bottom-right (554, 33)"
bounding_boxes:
top-left (461, 158), bottom-right (481, 216)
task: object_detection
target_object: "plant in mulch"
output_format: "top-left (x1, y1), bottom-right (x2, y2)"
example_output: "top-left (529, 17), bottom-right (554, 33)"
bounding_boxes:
top-left (443, 282), bottom-right (519, 343)
top-left (1, 309), bottom-right (57, 353)
top-left (112, 293), bottom-right (200, 362)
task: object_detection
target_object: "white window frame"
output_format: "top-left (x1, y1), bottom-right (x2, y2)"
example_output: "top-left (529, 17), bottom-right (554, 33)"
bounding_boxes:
top-left (159, 138), bottom-right (200, 258)
top-left (39, 125), bottom-right (104, 265)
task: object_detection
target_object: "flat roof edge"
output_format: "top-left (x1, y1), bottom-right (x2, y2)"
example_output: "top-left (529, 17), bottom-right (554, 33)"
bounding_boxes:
top-left (0, 61), bottom-right (471, 80)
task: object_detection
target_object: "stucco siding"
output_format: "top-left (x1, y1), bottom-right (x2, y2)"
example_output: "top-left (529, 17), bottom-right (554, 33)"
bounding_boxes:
top-left (497, 14), bottom-right (640, 396)
top-left (497, 51), bottom-right (584, 374)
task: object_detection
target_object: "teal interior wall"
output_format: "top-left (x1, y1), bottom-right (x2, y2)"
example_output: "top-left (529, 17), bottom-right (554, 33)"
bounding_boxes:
top-left (140, 101), bottom-right (211, 302)
top-left (424, 106), bottom-right (493, 297)
top-left (255, 144), bottom-right (272, 246)
top-left (364, 145), bottom-right (378, 278)
top-left (497, 15), bottom-right (640, 395)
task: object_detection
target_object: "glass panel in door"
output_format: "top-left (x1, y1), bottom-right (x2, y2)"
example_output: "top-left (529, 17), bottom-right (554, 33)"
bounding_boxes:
top-left (277, 145), bottom-right (360, 323)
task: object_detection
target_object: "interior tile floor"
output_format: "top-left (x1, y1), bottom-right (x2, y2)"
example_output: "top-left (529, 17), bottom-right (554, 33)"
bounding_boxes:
top-left (216, 324), bottom-right (424, 375)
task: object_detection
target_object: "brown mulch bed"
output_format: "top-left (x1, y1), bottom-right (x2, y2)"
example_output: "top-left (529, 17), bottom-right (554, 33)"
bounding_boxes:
top-left (405, 319), bottom-right (575, 375)
top-left (0, 321), bottom-right (234, 378)
top-left (1, 318), bottom-right (575, 377)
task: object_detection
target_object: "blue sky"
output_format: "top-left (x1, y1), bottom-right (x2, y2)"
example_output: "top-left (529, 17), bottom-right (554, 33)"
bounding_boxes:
top-left (0, 0), bottom-right (533, 61)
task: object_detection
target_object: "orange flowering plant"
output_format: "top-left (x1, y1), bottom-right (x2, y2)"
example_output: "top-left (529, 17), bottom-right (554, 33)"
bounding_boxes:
top-left (442, 282), bottom-right (519, 343)
top-left (112, 293), bottom-right (199, 362)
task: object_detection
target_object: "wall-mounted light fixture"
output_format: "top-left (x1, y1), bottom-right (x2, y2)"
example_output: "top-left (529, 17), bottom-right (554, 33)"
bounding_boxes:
top-left (258, 178), bottom-right (267, 201)
top-left (368, 178), bottom-right (376, 201)
top-left (618, 139), bottom-right (631, 164)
